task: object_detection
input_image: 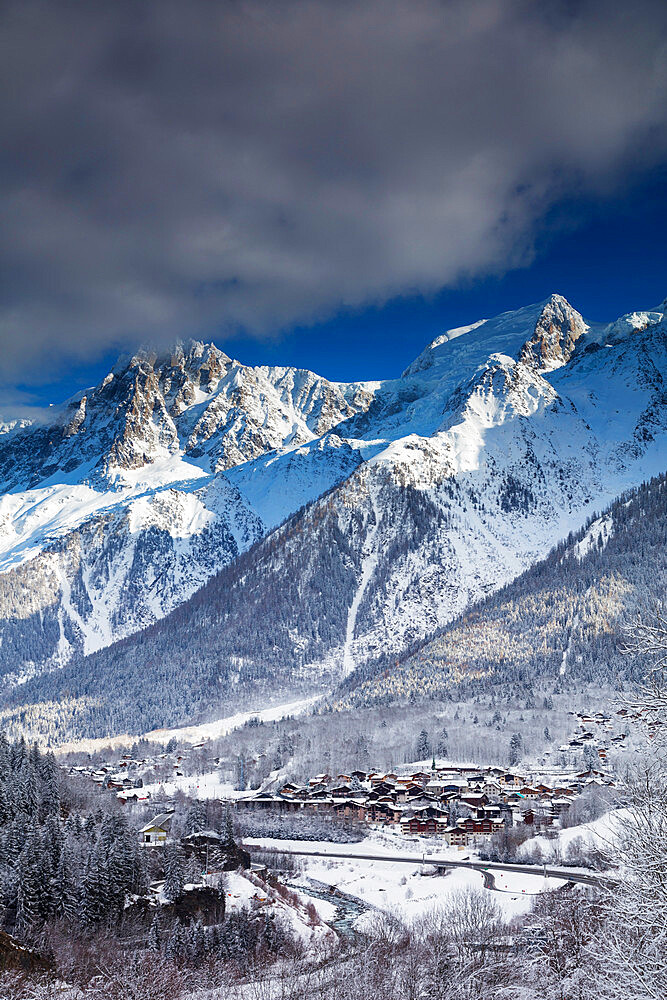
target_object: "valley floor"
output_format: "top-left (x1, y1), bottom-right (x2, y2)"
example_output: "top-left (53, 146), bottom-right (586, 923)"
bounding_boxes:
top-left (241, 825), bottom-right (605, 924)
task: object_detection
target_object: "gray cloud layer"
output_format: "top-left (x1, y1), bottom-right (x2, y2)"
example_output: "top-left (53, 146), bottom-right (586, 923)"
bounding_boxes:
top-left (1, 0), bottom-right (667, 377)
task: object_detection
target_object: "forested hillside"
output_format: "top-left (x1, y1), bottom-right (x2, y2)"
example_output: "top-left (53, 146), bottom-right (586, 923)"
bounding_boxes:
top-left (0, 295), bottom-right (665, 709)
top-left (1, 296), bottom-right (665, 745)
top-left (335, 473), bottom-right (667, 709)
top-left (0, 484), bottom-right (363, 740)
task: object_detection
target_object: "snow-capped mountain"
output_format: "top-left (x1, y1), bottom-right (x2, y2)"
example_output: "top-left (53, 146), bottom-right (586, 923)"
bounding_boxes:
top-left (0, 292), bottom-right (665, 731)
top-left (275, 292), bottom-right (666, 681)
top-left (0, 344), bottom-right (376, 678)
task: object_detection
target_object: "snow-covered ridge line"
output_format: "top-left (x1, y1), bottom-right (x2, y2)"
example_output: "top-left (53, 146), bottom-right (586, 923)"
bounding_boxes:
top-left (0, 290), bottom-right (664, 706)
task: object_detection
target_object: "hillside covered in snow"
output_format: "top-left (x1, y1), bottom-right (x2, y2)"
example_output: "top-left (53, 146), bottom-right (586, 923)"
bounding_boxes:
top-left (0, 292), bottom-right (665, 739)
top-left (334, 473), bottom-right (667, 709)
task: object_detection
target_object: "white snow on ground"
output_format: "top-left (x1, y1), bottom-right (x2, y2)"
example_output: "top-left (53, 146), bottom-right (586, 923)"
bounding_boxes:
top-left (519, 808), bottom-right (626, 861)
top-left (224, 870), bottom-right (336, 947)
top-left (223, 870), bottom-right (263, 911)
top-left (145, 695), bottom-right (322, 744)
top-left (342, 485), bottom-right (380, 677)
top-left (288, 887), bottom-right (339, 925)
top-left (51, 695), bottom-right (320, 755)
top-left (572, 514), bottom-right (614, 560)
top-left (140, 771), bottom-right (239, 801)
top-left (243, 834), bottom-right (568, 923)
top-left (0, 458), bottom-right (212, 573)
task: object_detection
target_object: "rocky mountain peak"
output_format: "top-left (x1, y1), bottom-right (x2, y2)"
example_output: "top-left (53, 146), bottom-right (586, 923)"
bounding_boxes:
top-left (518, 294), bottom-right (588, 371)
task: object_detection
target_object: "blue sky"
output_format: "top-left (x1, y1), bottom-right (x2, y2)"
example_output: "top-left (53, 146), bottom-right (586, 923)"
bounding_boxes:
top-left (3, 1), bottom-right (667, 418)
top-left (22, 165), bottom-right (667, 408)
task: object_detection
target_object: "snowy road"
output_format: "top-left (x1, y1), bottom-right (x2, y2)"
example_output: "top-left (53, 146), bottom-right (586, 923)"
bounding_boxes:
top-left (249, 845), bottom-right (613, 888)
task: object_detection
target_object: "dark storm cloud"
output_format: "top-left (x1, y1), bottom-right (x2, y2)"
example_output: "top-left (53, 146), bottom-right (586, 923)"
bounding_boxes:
top-left (1, 0), bottom-right (667, 376)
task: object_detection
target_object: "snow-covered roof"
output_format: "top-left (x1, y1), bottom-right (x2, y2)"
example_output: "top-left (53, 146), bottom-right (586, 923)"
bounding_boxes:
top-left (140, 812), bottom-right (172, 833)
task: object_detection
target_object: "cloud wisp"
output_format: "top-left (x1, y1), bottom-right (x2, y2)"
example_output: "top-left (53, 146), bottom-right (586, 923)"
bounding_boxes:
top-left (1, 0), bottom-right (667, 377)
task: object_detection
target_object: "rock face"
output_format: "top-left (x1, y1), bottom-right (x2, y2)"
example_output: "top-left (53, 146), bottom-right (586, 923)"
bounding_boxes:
top-left (518, 294), bottom-right (588, 369)
top-left (0, 930), bottom-right (53, 972)
top-left (0, 342), bottom-right (376, 490)
top-left (0, 293), bottom-right (666, 725)
top-left (0, 345), bottom-right (376, 681)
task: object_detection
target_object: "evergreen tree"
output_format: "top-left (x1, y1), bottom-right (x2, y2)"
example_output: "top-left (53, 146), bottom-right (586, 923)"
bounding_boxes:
top-left (164, 847), bottom-right (184, 903)
top-left (166, 921), bottom-right (188, 964)
top-left (508, 733), bottom-right (523, 767)
top-left (148, 912), bottom-right (162, 952)
top-left (416, 729), bottom-right (430, 760)
top-left (52, 842), bottom-right (79, 923)
top-left (184, 800), bottom-right (207, 836)
top-left (16, 832), bottom-right (45, 931)
top-left (188, 919), bottom-right (206, 964)
top-left (222, 804), bottom-right (236, 851)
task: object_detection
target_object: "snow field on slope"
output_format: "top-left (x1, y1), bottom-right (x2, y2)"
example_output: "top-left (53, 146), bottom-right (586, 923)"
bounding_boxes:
top-left (223, 870), bottom-right (336, 948)
top-left (342, 485), bottom-right (380, 677)
top-left (51, 695), bottom-right (320, 754)
top-left (518, 808), bottom-right (627, 862)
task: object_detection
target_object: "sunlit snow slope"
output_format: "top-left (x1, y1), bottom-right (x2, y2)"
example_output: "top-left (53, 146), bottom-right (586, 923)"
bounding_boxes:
top-left (0, 293), bottom-right (665, 726)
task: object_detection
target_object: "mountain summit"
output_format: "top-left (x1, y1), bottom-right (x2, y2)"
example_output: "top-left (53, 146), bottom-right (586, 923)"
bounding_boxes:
top-left (0, 293), bottom-right (665, 734)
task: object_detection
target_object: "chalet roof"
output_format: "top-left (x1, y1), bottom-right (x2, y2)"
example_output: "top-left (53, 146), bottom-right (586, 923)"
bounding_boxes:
top-left (140, 813), bottom-right (172, 833)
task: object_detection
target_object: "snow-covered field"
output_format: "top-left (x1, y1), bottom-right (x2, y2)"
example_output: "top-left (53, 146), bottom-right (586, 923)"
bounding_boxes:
top-left (243, 832), bottom-right (569, 923)
top-left (145, 695), bottom-right (322, 745)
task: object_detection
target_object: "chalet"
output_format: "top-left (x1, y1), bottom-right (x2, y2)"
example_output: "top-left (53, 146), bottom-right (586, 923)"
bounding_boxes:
top-left (117, 788), bottom-right (150, 805)
top-left (400, 815), bottom-right (438, 836)
top-left (457, 816), bottom-right (495, 837)
top-left (550, 795), bottom-right (574, 815)
top-left (332, 800), bottom-right (367, 821)
top-left (329, 784), bottom-right (353, 797)
top-left (439, 824), bottom-right (468, 847)
top-left (236, 794), bottom-right (296, 812)
top-left (182, 829), bottom-right (221, 850)
top-left (483, 804), bottom-right (502, 820)
top-left (516, 786), bottom-right (540, 800)
top-left (460, 793), bottom-right (489, 810)
top-left (439, 779), bottom-right (469, 794)
top-left (307, 796), bottom-right (334, 811)
top-left (483, 780), bottom-right (502, 796)
top-left (140, 813), bottom-right (172, 846)
top-left (425, 779), bottom-right (456, 795)
top-left (505, 792), bottom-right (526, 807)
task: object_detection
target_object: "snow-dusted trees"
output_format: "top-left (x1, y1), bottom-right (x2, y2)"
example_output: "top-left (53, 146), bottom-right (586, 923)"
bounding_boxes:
top-left (416, 729), bottom-right (430, 760)
top-left (508, 732), bottom-right (523, 766)
top-left (337, 473), bottom-right (667, 712)
top-left (623, 606), bottom-right (667, 727)
top-left (593, 609), bottom-right (667, 1000)
top-left (163, 846), bottom-right (185, 903)
top-left (0, 734), bottom-right (147, 940)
